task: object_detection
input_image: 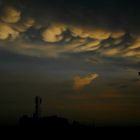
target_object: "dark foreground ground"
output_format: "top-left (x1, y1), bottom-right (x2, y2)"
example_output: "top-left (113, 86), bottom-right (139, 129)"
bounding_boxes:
top-left (0, 116), bottom-right (140, 138)
top-left (0, 124), bottom-right (140, 139)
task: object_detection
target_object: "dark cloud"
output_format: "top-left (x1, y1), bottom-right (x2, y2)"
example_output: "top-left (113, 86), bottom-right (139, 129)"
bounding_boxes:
top-left (0, 0), bottom-right (139, 59)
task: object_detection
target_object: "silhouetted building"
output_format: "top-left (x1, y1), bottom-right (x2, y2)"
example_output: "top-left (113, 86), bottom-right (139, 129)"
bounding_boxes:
top-left (19, 96), bottom-right (91, 129)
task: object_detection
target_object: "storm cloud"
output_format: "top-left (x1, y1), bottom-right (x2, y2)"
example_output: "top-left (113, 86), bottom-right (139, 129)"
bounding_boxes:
top-left (0, 0), bottom-right (139, 59)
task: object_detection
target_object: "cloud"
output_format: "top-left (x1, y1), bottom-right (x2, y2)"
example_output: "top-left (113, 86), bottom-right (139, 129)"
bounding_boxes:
top-left (0, 22), bottom-right (19, 40)
top-left (6, 38), bottom-right (87, 57)
top-left (64, 25), bottom-right (111, 40)
top-left (15, 18), bottom-right (35, 32)
top-left (1, 6), bottom-right (21, 23)
top-left (111, 30), bottom-right (125, 39)
top-left (123, 50), bottom-right (140, 58)
top-left (70, 40), bottom-right (101, 53)
top-left (86, 28), bottom-right (111, 40)
top-left (42, 23), bottom-right (66, 42)
top-left (0, 0), bottom-right (140, 60)
top-left (100, 48), bottom-right (121, 57)
top-left (128, 37), bottom-right (140, 50)
top-left (0, 4), bottom-right (35, 41)
top-left (73, 73), bottom-right (98, 91)
top-left (41, 24), bottom-right (124, 44)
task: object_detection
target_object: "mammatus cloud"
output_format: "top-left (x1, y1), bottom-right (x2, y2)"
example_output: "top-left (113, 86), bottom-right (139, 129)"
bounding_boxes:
top-left (42, 23), bottom-right (66, 42)
top-left (111, 30), bottom-right (125, 39)
top-left (69, 25), bottom-right (111, 40)
top-left (0, 6), bottom-right (21, 40)
top-left (0, 1), bottom-right (139, 59)
top-left (0, 5), bottom-right (35, 41)
top-left (1, 6), bottom-right (21, 23)
top-left (0, 22), bottom-right (19, 40)
top-left (1, 20), bottom-right (139, 58)
top-left (73, 73), bottom-right (99, 91)
top-left (41, 24), bottom-right (125, 43)
top-left (15, 18), bottom-right (35, 32)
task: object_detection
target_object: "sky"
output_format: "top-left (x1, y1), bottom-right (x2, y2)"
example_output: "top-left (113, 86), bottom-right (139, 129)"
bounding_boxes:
top-left (0, 0), bottom-right (140, 126)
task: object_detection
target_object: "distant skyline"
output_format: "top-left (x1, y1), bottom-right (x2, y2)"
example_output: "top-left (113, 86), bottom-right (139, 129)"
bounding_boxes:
top-left (0, 0), bottom-right (140, 126)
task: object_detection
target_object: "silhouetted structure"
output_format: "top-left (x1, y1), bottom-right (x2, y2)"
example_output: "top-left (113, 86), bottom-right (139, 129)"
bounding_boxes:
top-left (33, 96), bottom-right (42, 119)
top-left (19, 96), bottom-right (93, 130)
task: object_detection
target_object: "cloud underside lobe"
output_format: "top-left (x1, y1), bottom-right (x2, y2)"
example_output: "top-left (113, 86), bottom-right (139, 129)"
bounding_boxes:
top-left (73, 73), bottom-right (98, 91)
top-left (0, 1), bottom-right (140, 59)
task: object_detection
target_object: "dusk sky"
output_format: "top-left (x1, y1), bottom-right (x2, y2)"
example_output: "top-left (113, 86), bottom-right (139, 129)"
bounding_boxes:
top-left (0, 0), bottom-right (140, 126)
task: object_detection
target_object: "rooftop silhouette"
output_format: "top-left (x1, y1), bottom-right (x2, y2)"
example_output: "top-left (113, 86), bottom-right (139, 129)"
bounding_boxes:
top-left (19, 96), bottom-right (91, 129)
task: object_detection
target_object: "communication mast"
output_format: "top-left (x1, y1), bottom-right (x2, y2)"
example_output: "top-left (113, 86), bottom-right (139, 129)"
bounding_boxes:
top-left (33, 96), bottom-right (42, 119)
